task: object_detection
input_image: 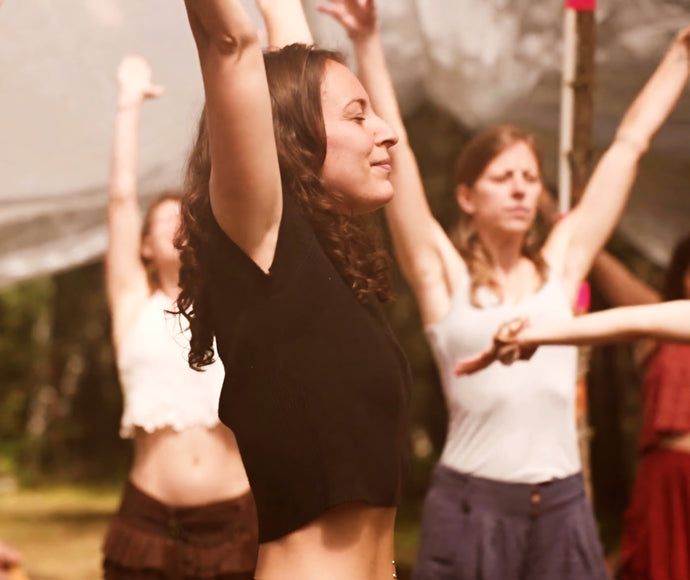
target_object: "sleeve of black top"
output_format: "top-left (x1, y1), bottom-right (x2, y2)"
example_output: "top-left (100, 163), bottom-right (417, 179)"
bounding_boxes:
top-left (207, 193), bottom-right (317, 290)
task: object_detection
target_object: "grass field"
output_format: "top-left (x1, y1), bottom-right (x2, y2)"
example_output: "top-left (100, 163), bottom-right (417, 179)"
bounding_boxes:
top-left (0, 485), bottom-right (421, 580)
top-left (0, 486), bottom-right (120, 580)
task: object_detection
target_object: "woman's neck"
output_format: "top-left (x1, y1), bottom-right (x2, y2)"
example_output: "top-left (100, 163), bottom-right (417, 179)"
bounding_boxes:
top-left (156, 267), bottom-right (180, 300)
top-left (477, 230), bottom-right (525, 274)
top-left (476, 230), bottom-right (543, 301)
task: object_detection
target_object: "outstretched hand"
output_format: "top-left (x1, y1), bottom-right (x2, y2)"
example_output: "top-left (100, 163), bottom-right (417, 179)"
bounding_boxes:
top-left (117, 56), bottom-right (164, 105)
top-left (317, 0), bottom-right (376, 40)
top-left (454, 317), bottom-right (536, 376)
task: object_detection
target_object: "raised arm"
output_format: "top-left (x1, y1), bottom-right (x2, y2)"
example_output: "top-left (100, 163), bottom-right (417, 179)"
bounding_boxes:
top-left (184, 0), bottom-right (282, 271)
top-left (455, 301), bottom-right (690, 375)
top-left (257, 0), bottom-right (313, 47)
top-left (106, 56), bottom-right (164, 345)
top-left (318, 0), bottom-right (461, 324)
top-left (544, 26), bottom-right (690, 300)
top-left (591, 251), bottom-right (661, 307)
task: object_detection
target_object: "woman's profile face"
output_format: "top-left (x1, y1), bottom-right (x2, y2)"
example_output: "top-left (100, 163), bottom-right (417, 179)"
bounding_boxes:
top-left (457, 140), bottom-right (543, 237)
top-left (141, 199), bottom-right (181, 267)
top-left (319, 60), bottom-right (398, 215)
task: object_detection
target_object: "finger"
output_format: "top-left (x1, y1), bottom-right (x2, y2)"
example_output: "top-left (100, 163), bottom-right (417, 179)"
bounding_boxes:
top-left (507, 316), bottom-right (527, 334)
top-left (316, 0), bottom-right (346, 17)
top-left (316, 3), bottom-right (348, 24)
top-left (497, 344), bottom-right (520, 366)
top-left (518, 345), bottom-right (538, 361)
top-left (146, 84), bottom-right (165, 99)
top-left (454, 348), bottom-right (496, 376)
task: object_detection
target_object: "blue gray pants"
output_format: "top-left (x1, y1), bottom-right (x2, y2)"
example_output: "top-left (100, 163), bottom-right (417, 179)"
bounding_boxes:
top-left (413, 464), bottom-right (610, 580)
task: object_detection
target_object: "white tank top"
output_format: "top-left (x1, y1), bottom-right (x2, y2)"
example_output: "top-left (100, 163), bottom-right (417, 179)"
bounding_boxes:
top-left (117, 290), bottom-right (225, 439)
top-left (426, 264), bottom-right (580, 483)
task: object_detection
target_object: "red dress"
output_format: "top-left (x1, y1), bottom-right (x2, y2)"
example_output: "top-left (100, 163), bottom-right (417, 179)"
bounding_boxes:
top-left (619, 343), bottom-right (690, 580)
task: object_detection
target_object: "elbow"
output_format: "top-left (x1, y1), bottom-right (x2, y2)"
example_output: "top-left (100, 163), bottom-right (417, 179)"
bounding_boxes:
top-left (207, 28), bottom-right (260, 58)
top-left (612, 130), bottom-right (650, 158)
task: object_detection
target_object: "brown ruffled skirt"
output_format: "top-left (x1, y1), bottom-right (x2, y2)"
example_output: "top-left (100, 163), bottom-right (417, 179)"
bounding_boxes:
top-left (103, 481), bottom-right (258, 580)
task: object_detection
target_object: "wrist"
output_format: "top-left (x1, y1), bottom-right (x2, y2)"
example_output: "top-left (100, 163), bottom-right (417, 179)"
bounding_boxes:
top-left (116, 92), bottom-right (145, 112)
top-left (350, 26), bottom-right (378, 44)
top-left (517, 329), bottom-right (538, 349)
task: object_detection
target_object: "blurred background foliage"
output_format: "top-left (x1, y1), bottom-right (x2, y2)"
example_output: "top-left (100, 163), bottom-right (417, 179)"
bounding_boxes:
top-left (0, 103), bottom-right (671, 563)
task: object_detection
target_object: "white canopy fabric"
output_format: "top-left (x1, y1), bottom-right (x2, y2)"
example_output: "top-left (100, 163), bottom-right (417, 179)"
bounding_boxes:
top-left (1, 0), bottom-right (689, 287)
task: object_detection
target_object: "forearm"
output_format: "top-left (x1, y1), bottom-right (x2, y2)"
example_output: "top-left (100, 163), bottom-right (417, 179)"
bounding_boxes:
top-left (257, 0), bottom-right (312, 47)
top-left (521, 301), bottom-right (690, 347)
top-left (591, 251), bottom-right (660, 307)
top-left (109, 96), bottom-right (143, 203)
top-left (615, 39), bottom-right (689, 151)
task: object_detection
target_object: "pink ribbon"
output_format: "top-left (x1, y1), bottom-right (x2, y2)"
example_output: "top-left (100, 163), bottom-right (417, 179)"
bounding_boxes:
top-left (566, 0), bottom-right (596, 10)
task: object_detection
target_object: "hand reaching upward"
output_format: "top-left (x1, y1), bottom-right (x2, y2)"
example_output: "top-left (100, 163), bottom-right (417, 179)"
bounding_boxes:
top-left (117, 55), bottom-right (164, 106)
top-left (317, 0), bottom-right (377, 40)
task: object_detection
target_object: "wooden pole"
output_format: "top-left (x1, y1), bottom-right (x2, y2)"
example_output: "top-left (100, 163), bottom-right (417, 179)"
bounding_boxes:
top-left (560, 0), bottom-right (596, 497)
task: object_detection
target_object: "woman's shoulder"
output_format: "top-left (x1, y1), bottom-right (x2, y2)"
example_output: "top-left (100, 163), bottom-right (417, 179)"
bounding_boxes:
top-left (208, 193), bottom-right (317, 286)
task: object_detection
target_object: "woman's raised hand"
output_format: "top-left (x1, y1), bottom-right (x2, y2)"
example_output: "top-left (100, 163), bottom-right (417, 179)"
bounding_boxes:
top-left (454, 317), bottom-right (535, 376)
top-left (117, 56), bottom-right (164, 106)
top-left (317, 0), bottom-right (376, 40)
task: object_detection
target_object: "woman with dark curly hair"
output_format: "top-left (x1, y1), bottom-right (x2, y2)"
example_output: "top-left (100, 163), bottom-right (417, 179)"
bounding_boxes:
top-left (175, 0), bottom-right (409, 578)
top-left (102, 55), bottom-right (257, 580)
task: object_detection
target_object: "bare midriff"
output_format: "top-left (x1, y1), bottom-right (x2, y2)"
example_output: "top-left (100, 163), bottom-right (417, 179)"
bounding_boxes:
top-left (130, 423), bottom-right (250, 506)
top-left (657, 431), bottom-right (690, 454)
top-left (255, 503), bottom-right (397, 580)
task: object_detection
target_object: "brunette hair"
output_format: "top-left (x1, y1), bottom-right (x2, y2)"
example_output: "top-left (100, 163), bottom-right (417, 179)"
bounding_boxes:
top-left (176, 44), bottom-right (392, 370)
top-left (664, 234), bottom-right (690, 301)
top-left (141, 190), bottom-right (183, 288)
top-left (450, 124), bottom-right (548, 307)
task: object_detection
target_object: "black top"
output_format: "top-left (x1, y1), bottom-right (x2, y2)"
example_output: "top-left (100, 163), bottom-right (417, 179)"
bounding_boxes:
top-left (207, 195), bottom-right (411, 543)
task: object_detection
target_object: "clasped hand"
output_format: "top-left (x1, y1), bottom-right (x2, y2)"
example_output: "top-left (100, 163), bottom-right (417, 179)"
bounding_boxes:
top-left (454, 316), bottom-right (536, 376)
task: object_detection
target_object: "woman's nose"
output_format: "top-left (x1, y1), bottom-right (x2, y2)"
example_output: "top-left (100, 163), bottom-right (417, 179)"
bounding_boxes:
top-left (374, 115), bottom-right (398, 148)
top-left (511, 178), bottom-right (526, 196)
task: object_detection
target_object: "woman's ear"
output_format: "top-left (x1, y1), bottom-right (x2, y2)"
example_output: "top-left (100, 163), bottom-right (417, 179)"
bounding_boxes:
top-left (455, 183), bottom-right (475, 215)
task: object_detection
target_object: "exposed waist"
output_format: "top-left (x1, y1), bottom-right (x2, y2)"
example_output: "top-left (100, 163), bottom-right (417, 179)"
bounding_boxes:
top-left (256, 503), bottom-right (396, 580)
top-left (131, 425), bottom-right (250, 504)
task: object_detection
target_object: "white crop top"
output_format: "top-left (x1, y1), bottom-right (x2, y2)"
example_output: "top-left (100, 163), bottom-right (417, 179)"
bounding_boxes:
top-left (426, 264), bottom-right (580, 483)
top-left (116, 290), bottom-right (225, 439)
